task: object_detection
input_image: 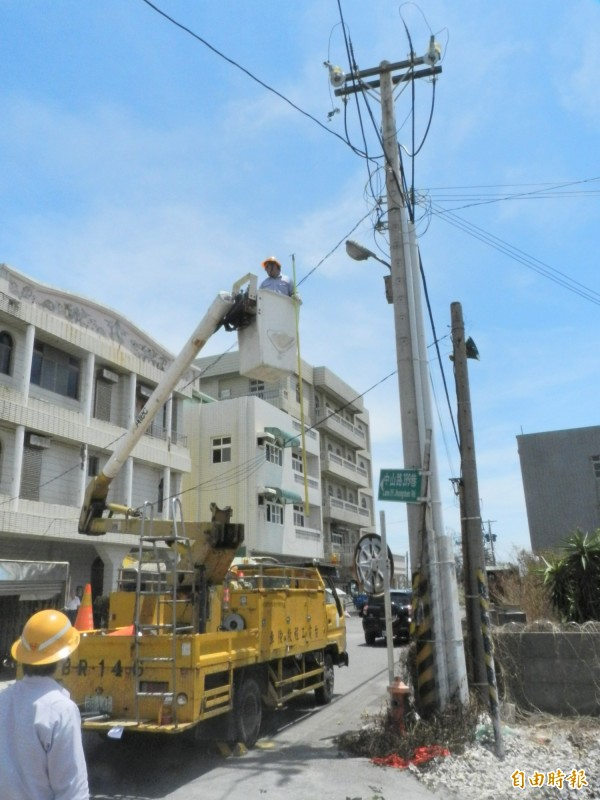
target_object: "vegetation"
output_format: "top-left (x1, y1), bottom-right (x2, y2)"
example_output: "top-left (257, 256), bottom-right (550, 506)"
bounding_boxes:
top-left (542, 529), bottom-right (600, 623)
top-left (490, 549), bottom-right (558, 623)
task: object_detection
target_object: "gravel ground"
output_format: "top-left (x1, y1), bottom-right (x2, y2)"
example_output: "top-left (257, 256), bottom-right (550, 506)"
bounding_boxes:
top-left (413, 713), bottom-right (600, 800)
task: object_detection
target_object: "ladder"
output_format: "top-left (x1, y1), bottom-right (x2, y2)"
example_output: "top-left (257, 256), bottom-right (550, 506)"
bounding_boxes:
top-left (132, 499), bottom-right (197, 726)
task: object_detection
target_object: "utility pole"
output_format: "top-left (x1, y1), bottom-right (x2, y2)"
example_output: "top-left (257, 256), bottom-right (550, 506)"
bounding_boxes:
top-left (334, 46), bottom-right (468, 710)
top-left (451, 302), bottom-right (504, 757)
top-left (451, 301), bottom-right (488, 698)
top-left (483, 520), bottom-right (497, 565)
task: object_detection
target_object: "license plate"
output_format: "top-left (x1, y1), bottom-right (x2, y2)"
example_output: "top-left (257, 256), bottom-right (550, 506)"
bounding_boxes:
top-left (84, 695), bottom-right (113, 714)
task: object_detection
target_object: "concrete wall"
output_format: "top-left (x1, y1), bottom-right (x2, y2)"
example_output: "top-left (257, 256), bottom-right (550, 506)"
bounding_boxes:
top-left (493, 629), bottom-right (600, 716)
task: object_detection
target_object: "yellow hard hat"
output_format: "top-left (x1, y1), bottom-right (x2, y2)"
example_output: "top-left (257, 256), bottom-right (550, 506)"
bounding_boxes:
top-left (262, 256), bottom-right (281, 270)
top-left (11, 609), bottom-right (80, 666)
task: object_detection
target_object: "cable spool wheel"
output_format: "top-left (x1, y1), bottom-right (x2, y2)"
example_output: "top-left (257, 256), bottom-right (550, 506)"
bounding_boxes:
top-left (353, 533), bottom-right (394, 595)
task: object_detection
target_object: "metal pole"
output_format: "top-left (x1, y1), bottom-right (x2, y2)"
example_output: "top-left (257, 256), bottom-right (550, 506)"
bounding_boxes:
top-left (407, 226), bottom-right (468, 707)
top-left (380, 510), bottom-right (395, 686)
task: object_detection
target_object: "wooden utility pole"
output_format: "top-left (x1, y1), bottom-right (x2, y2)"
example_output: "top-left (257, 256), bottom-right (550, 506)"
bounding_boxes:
top-left (451, 301), bottom-right (488, 696)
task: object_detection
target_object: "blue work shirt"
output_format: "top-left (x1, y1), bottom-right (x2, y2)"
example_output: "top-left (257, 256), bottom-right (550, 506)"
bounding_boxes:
top-left (0, 675), bottom-right (89, 800)
top-left (260, 273), bottom-right (294, 297)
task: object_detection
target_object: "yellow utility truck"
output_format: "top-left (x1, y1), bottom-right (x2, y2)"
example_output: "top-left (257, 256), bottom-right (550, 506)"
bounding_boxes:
top-left (59, 277), bottom-right (348, 746)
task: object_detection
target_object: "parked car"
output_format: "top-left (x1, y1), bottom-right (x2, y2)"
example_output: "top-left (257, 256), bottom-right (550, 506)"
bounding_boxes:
top-left (361, 589), bottom-right (413, 646)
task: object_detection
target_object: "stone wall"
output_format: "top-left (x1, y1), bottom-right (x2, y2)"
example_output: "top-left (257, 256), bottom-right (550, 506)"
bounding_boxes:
top-left (492, 626), bottom-right (600, 716)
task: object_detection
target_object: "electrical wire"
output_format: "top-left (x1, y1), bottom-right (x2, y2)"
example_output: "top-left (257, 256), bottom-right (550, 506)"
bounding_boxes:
top-left (427, 201), bottom-right (600, 307)
top-left (139, 0), bottom-right (370, 160)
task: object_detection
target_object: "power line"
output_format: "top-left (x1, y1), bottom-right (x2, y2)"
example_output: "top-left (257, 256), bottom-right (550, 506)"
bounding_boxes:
top-left (139, 0), bottom-right (369, 160)
top-left (428, 202), bottom-right (600, 307)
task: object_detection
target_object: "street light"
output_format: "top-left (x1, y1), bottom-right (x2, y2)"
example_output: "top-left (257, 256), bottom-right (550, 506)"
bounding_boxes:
top-left (345, 240), bottom-right (393, 303)
top-left (345, 240), bottom-right (390, 268)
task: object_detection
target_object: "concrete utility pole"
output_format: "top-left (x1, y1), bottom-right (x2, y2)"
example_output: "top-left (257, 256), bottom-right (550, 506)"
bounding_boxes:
top-left (334, 48), bottom-right (467, 709)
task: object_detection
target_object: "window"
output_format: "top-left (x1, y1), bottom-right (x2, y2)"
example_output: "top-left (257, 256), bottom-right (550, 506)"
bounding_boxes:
top-left (592, 456), bottom-right (600, 479)
top-left (292, 452), bottom-right (303, 474)
top-left (212, 436), bottom-right (231, 464)
top-left (136, 383), bottom-right (152, 416)
top-left (157, 477), bottom-right (164, 513)
top-left (20, 441), bottom-right (43, 500)
top-left (94, 370), bottom-right (116, 422)
top-left (295, 382), bottom-right (300, 402)
top-left (170, 398), bottom-right (179, 436)
top-left (88, 456), bottom-right (99, 477)
top-left (293, 504), bottom-right (304, 526)
top-left (249, 379), bottom-right (264, 398)
top-left (331, 530), bottom-right (344, 547)
top-left (266, 443), bottom-right (283, 466)
top-left (266, 501), bottom-right (283, 524)
top-left (31, 341), bottom-right (80, 399)
top-left (0, 331), bottom-right (13, 375)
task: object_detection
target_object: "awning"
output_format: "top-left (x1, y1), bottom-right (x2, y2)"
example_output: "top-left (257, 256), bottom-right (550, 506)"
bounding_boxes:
top-left (264, 426), bottom-right (301, 448)
top-left (0, 560), bottom-right (69, 599)
top-left (263, 487), bottom-right (303, 505)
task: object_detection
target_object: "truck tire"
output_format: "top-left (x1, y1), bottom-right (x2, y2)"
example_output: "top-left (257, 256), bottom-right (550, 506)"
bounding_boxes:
top-left (364, 631), bottom-right (376, 646)
top-left (232, 677), bottom-right (262, 747)
top-left (314, 654), bottom-right (334, 705)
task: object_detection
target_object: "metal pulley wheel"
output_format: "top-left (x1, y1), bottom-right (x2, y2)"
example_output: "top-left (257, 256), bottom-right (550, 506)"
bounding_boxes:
top-left (353, 533), bottom-right (394, 595)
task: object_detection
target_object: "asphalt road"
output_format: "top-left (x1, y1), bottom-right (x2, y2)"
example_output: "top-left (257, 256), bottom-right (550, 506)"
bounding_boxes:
top-left (83, 614), bottom-right (446, 800)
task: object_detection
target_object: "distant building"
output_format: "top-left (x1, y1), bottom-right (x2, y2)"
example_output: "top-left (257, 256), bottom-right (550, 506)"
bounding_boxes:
top-left (0, 263), bottom-right (194, 615)
top-left (183, 394), bottom-right (323, 561)
top-left (517, 425), bottom-right (600, 552)
top-left (193, 352), bottom-right (375, 581)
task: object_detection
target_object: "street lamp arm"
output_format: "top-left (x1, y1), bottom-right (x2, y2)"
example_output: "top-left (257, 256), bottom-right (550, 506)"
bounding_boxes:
top-left (345, 240), bottom-right (391, 270)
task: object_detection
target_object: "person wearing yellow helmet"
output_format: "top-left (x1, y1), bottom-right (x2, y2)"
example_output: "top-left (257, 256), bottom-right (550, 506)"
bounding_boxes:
top-left (260, 256), bottom-right (294, 297)
top-left (0, 609), bottom-right (89, 799)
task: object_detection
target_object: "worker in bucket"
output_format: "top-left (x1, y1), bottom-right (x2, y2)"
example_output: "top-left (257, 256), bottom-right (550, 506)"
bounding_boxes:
top-left (260, 256), bottom-right (294, 297)
top-left (0, 609), bottom-right (89, 800)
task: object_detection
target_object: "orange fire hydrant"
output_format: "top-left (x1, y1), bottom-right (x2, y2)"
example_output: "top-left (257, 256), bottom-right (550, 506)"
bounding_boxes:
top-left (387, 678), bottom-right (410, 732)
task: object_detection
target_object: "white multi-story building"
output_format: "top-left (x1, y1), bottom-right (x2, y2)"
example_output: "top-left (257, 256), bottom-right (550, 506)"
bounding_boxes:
top-left (183, 394), bottom-right (323, 561)
top-left (0, 264), bottom-right (194, 637)
top-left (193, 352), bottom-right (375, 581)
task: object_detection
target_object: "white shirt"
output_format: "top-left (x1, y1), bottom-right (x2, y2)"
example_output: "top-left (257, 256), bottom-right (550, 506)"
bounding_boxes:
top-left (0, 675), bottom-right (89, 800)
top-left (64, 595), bottom-right (80, 611)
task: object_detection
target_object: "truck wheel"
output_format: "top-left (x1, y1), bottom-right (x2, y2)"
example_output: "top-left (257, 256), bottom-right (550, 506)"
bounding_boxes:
top-left (314, 654), bottom-right (334, 705)
top-left (232, 677), bottom-right (262, 748)
top-left (364, 631), bottom-right (376, 646)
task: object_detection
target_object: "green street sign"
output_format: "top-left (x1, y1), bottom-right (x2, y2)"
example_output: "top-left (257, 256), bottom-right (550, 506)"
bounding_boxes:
top-left (378, 469), bottom-right (422, 503)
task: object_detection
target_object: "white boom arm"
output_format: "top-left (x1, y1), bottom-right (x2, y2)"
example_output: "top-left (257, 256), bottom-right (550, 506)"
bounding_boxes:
top-left (79, 289), bottom-right (236, 535)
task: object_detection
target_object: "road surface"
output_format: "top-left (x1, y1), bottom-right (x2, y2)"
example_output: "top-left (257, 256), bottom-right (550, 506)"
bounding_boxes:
top-left (84, 614), bottom-right (446, 799)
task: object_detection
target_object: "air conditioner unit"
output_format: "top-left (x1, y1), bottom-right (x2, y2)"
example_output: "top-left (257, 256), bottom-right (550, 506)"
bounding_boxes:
top-left (28, 434), bottom-right (51, 449)
top-left (138, 385), bottom-right (153, 399)
top-left (257, 432), bottom-right (276, 447)
top-left (219, 388), bottom-right (231, 399)
top-left (99, 368), bottom-right (119, 384)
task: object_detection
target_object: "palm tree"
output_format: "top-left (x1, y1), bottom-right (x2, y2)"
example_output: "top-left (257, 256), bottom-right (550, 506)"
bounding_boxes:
top-left (543, 529), bottom-right (600, 623)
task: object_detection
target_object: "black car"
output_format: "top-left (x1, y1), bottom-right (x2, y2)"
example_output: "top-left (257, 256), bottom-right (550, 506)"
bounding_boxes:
top-left (361, 589), bottom-right (413, 646)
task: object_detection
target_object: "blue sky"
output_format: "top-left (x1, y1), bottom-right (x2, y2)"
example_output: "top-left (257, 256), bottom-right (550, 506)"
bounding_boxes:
top-left (2, 1), bottom-right (599, 563)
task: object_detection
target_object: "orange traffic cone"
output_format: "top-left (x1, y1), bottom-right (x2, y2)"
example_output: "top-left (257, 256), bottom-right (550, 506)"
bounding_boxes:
top-left (74, 583), bottom-right (94, 631)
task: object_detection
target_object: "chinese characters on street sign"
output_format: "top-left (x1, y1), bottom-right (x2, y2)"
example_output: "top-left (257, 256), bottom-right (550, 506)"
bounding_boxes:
top-left (378, 469), bottom-right (422, 503)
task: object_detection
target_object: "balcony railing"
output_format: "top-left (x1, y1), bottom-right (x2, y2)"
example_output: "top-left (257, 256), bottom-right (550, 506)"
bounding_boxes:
top-left (321, 451), bottom-right (369, 487)
top-left (315, 408), bottom-right (366, 446)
